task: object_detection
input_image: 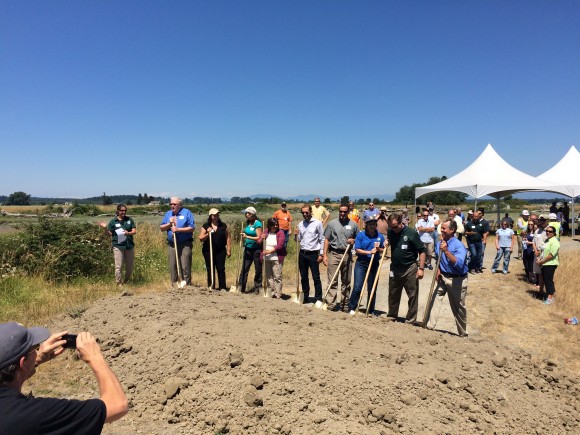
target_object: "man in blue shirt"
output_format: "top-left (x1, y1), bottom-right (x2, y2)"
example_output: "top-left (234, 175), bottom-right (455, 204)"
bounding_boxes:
top-left (160, 197), bottom-right (196, 287)
top-left (426, 219), bottom-right (469, 337)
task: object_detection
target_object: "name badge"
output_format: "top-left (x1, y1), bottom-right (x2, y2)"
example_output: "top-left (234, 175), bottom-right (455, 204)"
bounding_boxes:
top-left (390, 271), bottom-right (394, 278)
top-left (345, 225), bottom-right (351, 229)
top-left (401, 244), bottom-right (408, 249)
top-left (179, 215), bottom-right (185, 220)
top-left (115, 223), bottom-right (121, 228)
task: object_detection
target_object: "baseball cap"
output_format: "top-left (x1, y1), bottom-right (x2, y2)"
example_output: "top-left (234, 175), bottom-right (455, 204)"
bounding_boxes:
top-left (468, 210), bottom-right (474, 215)
top-left (363, 214), bottom-right (379, 223)
top-left (380, 206), bottom-right (387, 212)
top-left (522, 210), bottom-right (529, 216)
top-left (208, 208), bottom-right (219, 216)
top-left (242, 206), bottom-right (257, 215)
top-left (281, 202), bottom-right (286, 206)
top-left (0, 322), bottom-right (50, 370)
top-left (548, 213), bottom-right (557, 219)
top-left (538, 215), bottom-right (547, 220)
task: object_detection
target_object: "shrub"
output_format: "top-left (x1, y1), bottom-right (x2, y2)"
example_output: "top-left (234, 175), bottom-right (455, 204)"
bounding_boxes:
top-left (0, 217), bottom-right (111, 283)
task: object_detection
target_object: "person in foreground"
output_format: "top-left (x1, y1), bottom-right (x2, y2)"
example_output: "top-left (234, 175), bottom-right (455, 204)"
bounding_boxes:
top-left (426, 219), bottom-right (469, 337)
top-left (0, 322), bottom-right (127, 434)
top-left (537, 225), bottom-right (560, 305)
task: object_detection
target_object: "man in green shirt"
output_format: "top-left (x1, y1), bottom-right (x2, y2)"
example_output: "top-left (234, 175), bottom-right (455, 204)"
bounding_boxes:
top-left (386, 213), bottom-right (426, 324)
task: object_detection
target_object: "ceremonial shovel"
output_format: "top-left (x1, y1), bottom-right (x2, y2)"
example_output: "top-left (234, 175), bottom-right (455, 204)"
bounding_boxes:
top-left (354, 250), bottom-right (376, 315)
top-left (229, 221), bottom-right (244, 293)
top-left (208, 230), bottom-right (214, 290)
top-left (420, 251), bottom-right (443, 327)
top-left (316, 246), bottom-right (351, 310)
top-left (291, 238), bottom-right (303, 304)
top-left (365, 243), bottom-right (388, 316)
top-left (172, 230), bottom-right (186, 289)
top-left (261, 221), bottom-right (271, 298)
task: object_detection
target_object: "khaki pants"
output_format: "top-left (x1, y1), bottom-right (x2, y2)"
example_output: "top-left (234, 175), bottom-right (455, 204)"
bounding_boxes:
top-left (325, 250), bottom-right (353, 309)
top-left (168, 241), bottom-right (192, 286)
top-left (426, 274), bottom-right (468, 337)
top-left (388, 263), bottom-right (419, 323)
top-left (265, 260), bottom-right (282, 297)
top-left (113, 247), bottom-right (135, 284)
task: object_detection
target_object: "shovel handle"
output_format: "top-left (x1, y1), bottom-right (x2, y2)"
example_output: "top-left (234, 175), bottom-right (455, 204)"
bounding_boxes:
top-left (365, 245), bottom-right (388, 316)
top-left (421, 250), bottom-right (443, 327)
top-left (355, 252), bottom-right (375, 314)
top-left (321, 246), bottom-right (351, 303)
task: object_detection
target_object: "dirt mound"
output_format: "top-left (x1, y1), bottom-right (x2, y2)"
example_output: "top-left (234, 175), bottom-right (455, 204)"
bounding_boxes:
top-left (29, 286), bottom-right (580, 434)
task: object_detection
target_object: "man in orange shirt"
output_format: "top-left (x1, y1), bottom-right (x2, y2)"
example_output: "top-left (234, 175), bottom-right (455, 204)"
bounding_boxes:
top-left (273, 202), bottom-right (293, 248)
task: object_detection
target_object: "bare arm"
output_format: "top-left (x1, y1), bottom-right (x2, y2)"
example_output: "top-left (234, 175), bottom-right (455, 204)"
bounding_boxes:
top-left (77, 332), bottom-right (128, 423)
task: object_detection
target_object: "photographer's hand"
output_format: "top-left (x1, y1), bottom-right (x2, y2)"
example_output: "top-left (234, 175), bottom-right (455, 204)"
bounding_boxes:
top-left (36, 331), bottom-right (67, 366)
top-left (77, 332), bottom-right (128, 423)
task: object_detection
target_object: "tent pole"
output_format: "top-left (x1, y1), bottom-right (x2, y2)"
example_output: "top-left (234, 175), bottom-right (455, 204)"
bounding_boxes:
top-left (573, 197), bottom-right (576, 238)
top-left (496, 197), bottom-right (501, 224)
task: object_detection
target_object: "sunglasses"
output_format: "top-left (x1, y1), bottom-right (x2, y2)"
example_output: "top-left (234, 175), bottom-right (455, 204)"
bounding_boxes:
top-left (545, 230), bottom-right (554, 233)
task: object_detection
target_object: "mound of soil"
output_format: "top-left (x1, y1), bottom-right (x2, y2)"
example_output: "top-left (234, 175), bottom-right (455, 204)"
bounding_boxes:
top-left (30, 285), bottom-right (580, 434)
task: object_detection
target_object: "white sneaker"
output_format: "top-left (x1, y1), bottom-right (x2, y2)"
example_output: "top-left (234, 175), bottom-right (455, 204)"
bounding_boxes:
top-left (349, 310), bottom-right (356, 316)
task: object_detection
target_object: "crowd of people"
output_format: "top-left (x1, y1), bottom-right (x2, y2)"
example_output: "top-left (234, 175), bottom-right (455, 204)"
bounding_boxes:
top-left (3, 198), bottom-right (570, 432)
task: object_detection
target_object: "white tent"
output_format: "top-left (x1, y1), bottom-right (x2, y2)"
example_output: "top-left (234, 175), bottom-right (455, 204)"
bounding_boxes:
top-left (538, 145), bottom-right (580, 236)
top-left (537, 145), bottom-right (580, 198)
top-left (415, 144), bottom-right (557, 202)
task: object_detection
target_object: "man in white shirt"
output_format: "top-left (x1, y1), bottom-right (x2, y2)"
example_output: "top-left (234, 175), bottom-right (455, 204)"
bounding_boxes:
top-left (416, 210), bottom-right (435, 269)
top-left (295, 204), bottom-right (325, 304)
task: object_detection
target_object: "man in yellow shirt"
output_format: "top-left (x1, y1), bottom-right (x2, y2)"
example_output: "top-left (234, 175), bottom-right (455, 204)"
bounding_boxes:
top-left (312, 197), bottom-right (330, 225)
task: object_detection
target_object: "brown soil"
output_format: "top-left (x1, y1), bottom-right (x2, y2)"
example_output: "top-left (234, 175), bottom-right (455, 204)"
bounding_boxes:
top-left (27, 240), bottom-right (580, 434)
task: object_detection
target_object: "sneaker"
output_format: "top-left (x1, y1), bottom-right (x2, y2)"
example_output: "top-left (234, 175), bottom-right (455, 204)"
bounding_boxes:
top-left (544, 298), bottom-right (555, 305)
top-left (469, 270), bottom-right (476, 275)
top-left (490, 269), bottom-right (496, 274)
top-left (349, 310), bottom-right (356, 316)
top-left (476, 269), bottom-right (483, 274)
top-left (502, 271), bottom-right (508, 275)
top-left (427, 264), bottom-right (433, 270)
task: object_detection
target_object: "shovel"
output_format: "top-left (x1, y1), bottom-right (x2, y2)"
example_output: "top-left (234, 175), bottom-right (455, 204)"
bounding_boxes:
top-left (261, 221), bottom-right (271, 298)
top-left (173, 229), bottom-right (186, 289)
top-left (365, 244), bottom-right (388, 316)
top-left (291, 238), bottom-right (303, 304)
top-left (316, 246), bottom-right (351, 310)
top-left (229, 221), bottom-right (244, 293)
top-left (421, 250), bottom-right (443, 327)
top-left (208, 230), bottom-right (214, 290)
top-left (354, 251), bottom-right (376, 315)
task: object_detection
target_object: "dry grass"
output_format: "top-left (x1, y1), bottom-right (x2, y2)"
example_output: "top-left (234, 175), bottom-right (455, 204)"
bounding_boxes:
top-left (470, 237), bottom-right (580, 374)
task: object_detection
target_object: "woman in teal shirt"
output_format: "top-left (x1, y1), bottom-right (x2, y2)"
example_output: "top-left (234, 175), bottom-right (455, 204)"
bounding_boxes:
top-left (99, 203), bottom-right (136, 286)
top-left (238, 207), bottom-right (263, 293)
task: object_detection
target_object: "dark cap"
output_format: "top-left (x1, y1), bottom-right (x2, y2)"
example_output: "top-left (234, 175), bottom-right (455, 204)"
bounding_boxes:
top-left (0, 322), bottom-right (50, 370)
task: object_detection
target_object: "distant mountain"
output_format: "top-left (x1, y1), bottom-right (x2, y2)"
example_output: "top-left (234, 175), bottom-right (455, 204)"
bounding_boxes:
top-left (246, 193), bottom-right (396, 202)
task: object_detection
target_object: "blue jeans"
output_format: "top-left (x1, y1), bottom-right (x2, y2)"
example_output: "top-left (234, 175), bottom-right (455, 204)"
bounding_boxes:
top-left (468, 241), bottom-right (483, 271)
top-left (349, 259), bottom-right (379, 313)
top-left (492, 247), bottom-right (511, 272)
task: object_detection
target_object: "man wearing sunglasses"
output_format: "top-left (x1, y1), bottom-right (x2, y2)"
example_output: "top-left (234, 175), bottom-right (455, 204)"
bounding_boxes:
top-left (0, 323), bottom-right (127, 433)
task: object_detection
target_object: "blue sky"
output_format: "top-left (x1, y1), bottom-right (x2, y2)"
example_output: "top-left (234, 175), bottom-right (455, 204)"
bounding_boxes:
top-left (1, 1), bottom-right (578, 199)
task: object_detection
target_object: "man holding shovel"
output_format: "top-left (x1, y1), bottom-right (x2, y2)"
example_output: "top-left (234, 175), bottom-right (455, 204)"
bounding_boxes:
top-left (425, 219), bottom-right (469, 337)
top-left (160, 197), bottom-right (196, 287)
top-left (386, 213), bottom-right (426, 324)
top-left (322, 204), bottom-right (358, 311)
